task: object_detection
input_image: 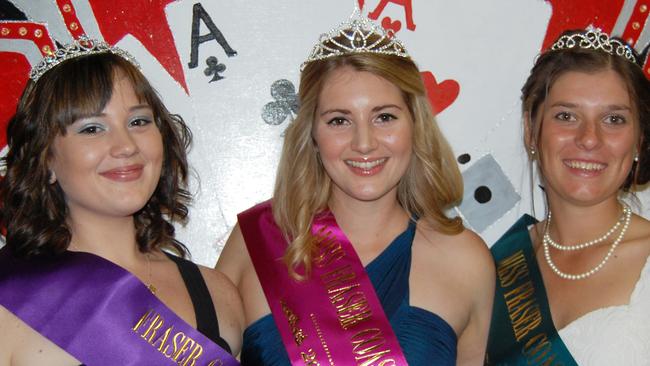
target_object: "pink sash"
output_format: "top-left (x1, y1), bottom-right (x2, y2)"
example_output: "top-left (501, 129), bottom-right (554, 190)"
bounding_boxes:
top-left (238, 200), bottom-right (409, 365)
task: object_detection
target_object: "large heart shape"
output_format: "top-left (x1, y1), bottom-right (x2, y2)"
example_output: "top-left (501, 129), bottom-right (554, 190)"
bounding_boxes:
top-left (0, 53), bottom-right (31, 150)
top-left (381, 16), bottom-right (402, 34)
top-left (421, 71), bottom-right (460, 115)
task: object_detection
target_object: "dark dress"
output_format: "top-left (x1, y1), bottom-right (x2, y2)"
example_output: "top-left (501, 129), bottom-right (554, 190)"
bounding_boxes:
top-left (241, 221), bottom-right (457, 365)
top-left (165, 253), bottom-right (232, 354)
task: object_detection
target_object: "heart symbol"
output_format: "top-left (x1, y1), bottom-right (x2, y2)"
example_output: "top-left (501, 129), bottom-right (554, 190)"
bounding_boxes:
top-left (381, 16), bottom-right (402, 34)
top-left (0, 53), bottom-right (32, 149)
top-left (420, 71), bottom-right (460, 115)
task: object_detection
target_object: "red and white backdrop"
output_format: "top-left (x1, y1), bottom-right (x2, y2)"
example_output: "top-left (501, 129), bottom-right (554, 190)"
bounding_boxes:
top-left (1, 0), bottom-right (649, 265)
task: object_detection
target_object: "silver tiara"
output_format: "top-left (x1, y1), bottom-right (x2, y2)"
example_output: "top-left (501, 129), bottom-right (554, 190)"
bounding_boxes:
top-left (550, 27), bottom-right (637, 64)
top-left (300, 7), bottom-right (410, 70)
top-left (29, 36), bottom-right (140, 82)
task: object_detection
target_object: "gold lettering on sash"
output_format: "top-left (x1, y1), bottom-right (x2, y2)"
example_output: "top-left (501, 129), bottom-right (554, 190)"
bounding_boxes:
top-left (301, 348), bottom-right (320, 365)
top-left (504, 281), bottom-right (542, 340)
top-left (495, 246), bottom-right (567, 364)
top-left (172, 332), bottom-right (194, 361)
top-left (133, 310), bottom-right (154, 332)
top-left (350, 328), bottom-right (396, 365)
top-left (497, 250), bottom-right (529, 287)
top-left (336, 293), bottom-right (371, 330)
top-left (132, 310), bottom-right (218, 364)
top-left (281, 301), bottom-right (307, 345)
top-left (321, 265), bottom-right (357, 289)
top-left (511, 303), bottom-right (542, 341)
top-left (151, 325), bottom-right (173, 355)
top-left (180, 343), bottom-right (204, 366)
top-left (522, 333), bottom-right (562, 365)
top-left (142, 314), bottom-right (164, 343)
top-left (314, 227), bottom-right (346, 268)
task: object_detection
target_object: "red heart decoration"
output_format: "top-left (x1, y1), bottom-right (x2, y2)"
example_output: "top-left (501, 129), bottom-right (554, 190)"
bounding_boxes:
top-left (421, 71), bottom-right (460, 115)
top-left (0, 52), bottom-right (31, 150)
top-left (381, 16), bottom-right (402, 34)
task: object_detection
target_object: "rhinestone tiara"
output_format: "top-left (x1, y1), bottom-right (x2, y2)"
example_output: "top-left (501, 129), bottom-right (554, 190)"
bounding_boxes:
top-left (550, 27), bottom-right (638, 64)
top-left (29, 36), bottom-right (140, 82)
top-left (300, 7), bottom-right (410, 70)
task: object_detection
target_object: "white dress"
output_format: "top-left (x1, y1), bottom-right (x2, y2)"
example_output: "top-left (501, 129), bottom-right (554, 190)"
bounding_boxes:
top-left (558, 256), bottom-right (650, 366)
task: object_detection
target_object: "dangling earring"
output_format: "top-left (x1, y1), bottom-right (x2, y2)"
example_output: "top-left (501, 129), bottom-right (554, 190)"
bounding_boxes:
top-left (48, 170), bottom-right (57, 184)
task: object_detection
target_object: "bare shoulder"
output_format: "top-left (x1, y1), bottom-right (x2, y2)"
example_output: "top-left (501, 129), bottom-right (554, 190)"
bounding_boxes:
top-left (631, 214), bottom-right (650, 241)
top-left (0, 306), bottom-right (79, 365)
top-left (198, 264), bottom-right (243, 303)
top-left (215, 223), bottom-right (251, 286)
top-left (197, 264), bottom-right (245, 355)
top-left (0, 306), bottom-right (17, 363)
top-left (197, 264), bottom-right (244, 325)
top-left (415, 224), bottom-right (495, 280)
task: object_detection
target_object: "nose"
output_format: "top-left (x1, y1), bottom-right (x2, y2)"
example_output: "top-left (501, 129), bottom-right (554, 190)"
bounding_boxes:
top-left (351, 122), bottom-right (378, 154)
top-left (575, 120), bottom-right (602, 151)
top-left (109, 127), bottom-right (139, 157)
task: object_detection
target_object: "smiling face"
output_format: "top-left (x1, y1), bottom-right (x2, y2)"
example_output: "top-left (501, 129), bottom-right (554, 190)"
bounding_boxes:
top-left (49, 72), bottom-right (164, 222)
top-left (534, 69), bottom-right (639, 207)
top-left (313, 66), bottom-right (413, 204)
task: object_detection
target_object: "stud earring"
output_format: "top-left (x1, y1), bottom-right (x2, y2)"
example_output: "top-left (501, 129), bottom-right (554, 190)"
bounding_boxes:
top-left (529, 148), bottom-right (536, 156)
top-left (48, 170), bottom-right (57, 184)
top-left (634, 155), bottom-right (639, 162)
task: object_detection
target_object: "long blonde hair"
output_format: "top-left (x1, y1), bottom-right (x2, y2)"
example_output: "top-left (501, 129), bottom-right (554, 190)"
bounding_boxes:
top-left (273, 52), bottom-right (463, 278)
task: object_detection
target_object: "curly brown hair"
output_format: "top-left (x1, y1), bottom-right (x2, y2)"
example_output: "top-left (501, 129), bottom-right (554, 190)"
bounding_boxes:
top-left (522, 30), bottom-right (650, 190)
top-left (1, 52), bottom-right (192, 259)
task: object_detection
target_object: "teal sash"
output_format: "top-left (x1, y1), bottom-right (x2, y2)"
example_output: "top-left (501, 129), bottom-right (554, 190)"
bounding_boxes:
top-left (486, 215), bottom-right (577, 366)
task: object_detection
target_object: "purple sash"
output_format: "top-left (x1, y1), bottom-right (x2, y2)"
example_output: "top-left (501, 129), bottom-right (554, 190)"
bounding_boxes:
top-left (0, 248), bottom-right (239, 366)
top-left (239, 201), bottom-right (409, 365)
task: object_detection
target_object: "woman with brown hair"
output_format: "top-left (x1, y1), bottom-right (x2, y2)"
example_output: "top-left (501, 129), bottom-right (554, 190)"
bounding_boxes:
top-left (487, 29), bottom-right (650, 365)
top-left (217, 10), bottom-right (494, 366)
top-left (0, 39), bottom-right (243, 365)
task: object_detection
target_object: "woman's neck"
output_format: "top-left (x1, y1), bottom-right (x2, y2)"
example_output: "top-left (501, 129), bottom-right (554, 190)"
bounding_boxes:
top-left (328, 190), bottom-right (410, 249)
top-left (66, 210), bottom-right (143, 267)
top-left (545, 196), bottom-right (623, 245)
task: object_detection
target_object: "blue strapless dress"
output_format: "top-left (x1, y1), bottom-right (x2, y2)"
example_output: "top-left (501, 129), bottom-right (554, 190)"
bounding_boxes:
top-left (241, 221), bottom-right (457, 365)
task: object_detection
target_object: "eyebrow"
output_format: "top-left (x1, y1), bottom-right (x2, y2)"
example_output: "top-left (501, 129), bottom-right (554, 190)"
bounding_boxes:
top-left (549, 102), bottom-right (632, 111)
top-left (80, 104), bottom-right (153, 119)
top-left (319, 104), bottom-right (403, 116)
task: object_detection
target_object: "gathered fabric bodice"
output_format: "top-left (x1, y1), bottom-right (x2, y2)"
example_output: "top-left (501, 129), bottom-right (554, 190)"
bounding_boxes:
top-left (558, 256), bottom-right (650, 365)
top-left (241, 220), bottom-right (457, 365)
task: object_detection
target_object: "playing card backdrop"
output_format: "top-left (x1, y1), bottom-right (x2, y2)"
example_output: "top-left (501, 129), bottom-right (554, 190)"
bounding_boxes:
top-left (1, 0), bottom-right (649, 265)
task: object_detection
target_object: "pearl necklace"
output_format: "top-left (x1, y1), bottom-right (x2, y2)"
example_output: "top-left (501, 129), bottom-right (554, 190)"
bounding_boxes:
top-left (544, 206), bottom-right (627, 250)
top-left (543, 204), bottom-right (632, 280)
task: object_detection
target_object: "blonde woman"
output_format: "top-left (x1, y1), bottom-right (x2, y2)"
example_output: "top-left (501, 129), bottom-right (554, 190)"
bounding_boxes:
top-left (218, 11), bottom-right (494, 366)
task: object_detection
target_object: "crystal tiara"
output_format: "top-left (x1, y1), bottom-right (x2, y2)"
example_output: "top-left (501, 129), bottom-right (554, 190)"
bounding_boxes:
top-left (300, 7), bottom-right (410, 70)
top-left (29, 36), bottom-right (140, 82)
top-left (550, 27), bottom-right (638, 64)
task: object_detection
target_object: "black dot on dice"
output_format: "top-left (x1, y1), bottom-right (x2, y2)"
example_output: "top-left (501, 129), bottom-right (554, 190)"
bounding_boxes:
top-left (474, 186), bottom-right (492, 204)
top-left (457, 153), bottom-right (471, 164)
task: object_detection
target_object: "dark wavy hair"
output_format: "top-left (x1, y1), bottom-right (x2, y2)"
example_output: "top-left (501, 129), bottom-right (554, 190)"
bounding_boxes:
top-left (522, 30), bottom-right (650, 190)
top-left (1, 52), bottom-right (192, 259)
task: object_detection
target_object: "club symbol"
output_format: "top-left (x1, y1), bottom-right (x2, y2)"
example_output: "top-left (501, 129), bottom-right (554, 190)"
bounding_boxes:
top-left (262, 79), bottom-right (299, 125)
top-left (204, 56), bottom-right (226, 82)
